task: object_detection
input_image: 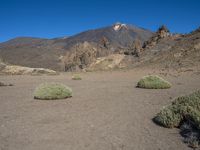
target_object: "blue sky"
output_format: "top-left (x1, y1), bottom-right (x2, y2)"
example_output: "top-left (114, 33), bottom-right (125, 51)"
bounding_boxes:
top-left (0, 0), bottom-right (199, 42)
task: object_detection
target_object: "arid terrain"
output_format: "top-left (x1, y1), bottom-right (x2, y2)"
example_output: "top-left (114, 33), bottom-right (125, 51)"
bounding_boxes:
top-left (0, 21), bottom-right (200, 150)
top-left (0, 69), bottom-right (200, 150)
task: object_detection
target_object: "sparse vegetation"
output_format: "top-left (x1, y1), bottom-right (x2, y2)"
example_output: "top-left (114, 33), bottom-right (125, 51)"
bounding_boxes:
top-left (72, 74), bottom-right (82, 80)
top-left (137, 75), bottom-right (171, 89)
top-left (34, 83), bottom-right (72, 100)
top-left (154, 90), bottom-right (200, 148)
top-left (154, 105), bottom-right (182, 128)
top-left (0, 81), bottom-right (13, 86)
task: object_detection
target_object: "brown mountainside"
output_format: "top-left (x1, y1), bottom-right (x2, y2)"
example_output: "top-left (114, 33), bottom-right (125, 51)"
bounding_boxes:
top-left (0, 23), bottom-right (153, 71)
top-left (0, 24), bottom-right (200, 72)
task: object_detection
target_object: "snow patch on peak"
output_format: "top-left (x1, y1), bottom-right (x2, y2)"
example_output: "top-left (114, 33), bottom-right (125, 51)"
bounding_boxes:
top-left (62, 36), bottom-right (68, 39)
top-left (113, 24), bottom-right (121, 31)
top-left (113, 23), bottom-right (127, 31)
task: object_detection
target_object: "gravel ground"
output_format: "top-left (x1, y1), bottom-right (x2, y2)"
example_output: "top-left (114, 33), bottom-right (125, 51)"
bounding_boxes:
top-left (0, 69), bottom-right (200, 150)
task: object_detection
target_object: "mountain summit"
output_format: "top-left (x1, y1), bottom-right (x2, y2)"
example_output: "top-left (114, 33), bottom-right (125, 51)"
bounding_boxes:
top-left (58, 23), bottom-right (154, 50)
top-left (113, 22), bottom-right (128, 31)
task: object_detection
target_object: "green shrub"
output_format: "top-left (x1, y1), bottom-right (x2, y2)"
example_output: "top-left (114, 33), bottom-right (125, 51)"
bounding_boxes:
top-left (0, 81), bottom-right (13, 86)
top-left (154, 105), bottom-right (182, 128)
top-left (137, 75), bottom-right (171, 89)
top-left (154, 90), bottom-right (200, 148)
top-left (154, 91), bottom-right (200, 128)
top-left (72, 74), bottom-right (82, 80)
top-left (186, 109), bottom-right (200, 129)
top-left (34, 83), bottom-right (72, 100)
top-left (172, 90), bottom-right (200, 110)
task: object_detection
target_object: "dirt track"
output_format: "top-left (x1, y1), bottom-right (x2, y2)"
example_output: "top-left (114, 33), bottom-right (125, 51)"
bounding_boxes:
top-left (0, 69), bottom-right (200, 150)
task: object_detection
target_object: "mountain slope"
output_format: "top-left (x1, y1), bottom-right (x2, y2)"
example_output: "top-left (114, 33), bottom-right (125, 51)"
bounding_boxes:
top-left (84, 26), bottom-right (200, 72)
top-left (58, 23), bottom-right (154, 49)
top-left (0, 23), bottom-right (154, 71)
top-left (0, 37), bottom-right (65, 71)
top-left (137, 27), bottom-right (200, 71)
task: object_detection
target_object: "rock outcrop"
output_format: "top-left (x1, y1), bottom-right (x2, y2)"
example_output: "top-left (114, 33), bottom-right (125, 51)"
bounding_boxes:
top-left (124, 39), bottom-right (143, 57)
top-left (86, 54), bottom-right (126, 71)
top-left (137, 26), bottom-right (200, 71)
top-left (143, 25), bottom-right (170, 49)
top-left (0, 60), bottom-right (58, 75)
top-left (63, 42), bottom-right (110, 71)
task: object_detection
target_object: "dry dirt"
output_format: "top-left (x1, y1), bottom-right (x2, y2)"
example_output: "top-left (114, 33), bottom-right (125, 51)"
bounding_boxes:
top-left (0, 69), bottom-right (200, 150)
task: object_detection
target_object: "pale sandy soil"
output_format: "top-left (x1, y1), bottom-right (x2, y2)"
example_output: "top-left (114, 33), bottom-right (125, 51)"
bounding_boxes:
top-left (0, 69), bottom-right (200, 150)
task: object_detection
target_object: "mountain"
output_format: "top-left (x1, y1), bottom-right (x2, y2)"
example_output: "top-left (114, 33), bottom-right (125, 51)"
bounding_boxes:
top-left (58, 23), bottom-right (154, 49)
top-left (0, 23), bottom-right (154, 71)
top-left (0, 23), bottom-right (199, 72)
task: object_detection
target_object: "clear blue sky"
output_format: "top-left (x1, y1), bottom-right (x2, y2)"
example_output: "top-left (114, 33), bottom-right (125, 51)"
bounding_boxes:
top-left (0, 0), bottom-right (199, 42)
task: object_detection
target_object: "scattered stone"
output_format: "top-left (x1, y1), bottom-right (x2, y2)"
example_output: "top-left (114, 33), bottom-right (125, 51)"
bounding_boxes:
top-left (0, 82), bottom-right (13, 86)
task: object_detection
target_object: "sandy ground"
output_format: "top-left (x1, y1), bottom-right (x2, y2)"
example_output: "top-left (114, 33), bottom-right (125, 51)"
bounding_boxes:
top-left (0, 69), bottom-right (200, 150)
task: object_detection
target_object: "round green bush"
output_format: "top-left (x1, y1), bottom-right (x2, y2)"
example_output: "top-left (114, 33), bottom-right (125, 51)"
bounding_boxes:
top-left (34, 83), bottom-right (72, 100)
top-left (137, 75), bottom-right (171, 89)
top-left (154, 105), bottom-right (182, 128)
top-left (154, 90), bottom-right (200, 148)
top-left (72, 74), bottom-right (82, 80)
top-left (154, 90), bottom-right (200, 128)
top-left (154, 105), bottom-right (197, 128)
